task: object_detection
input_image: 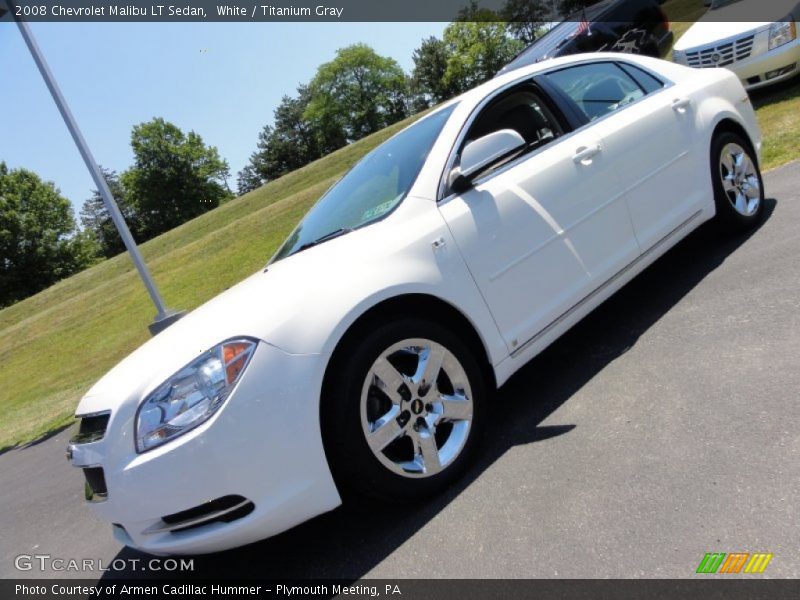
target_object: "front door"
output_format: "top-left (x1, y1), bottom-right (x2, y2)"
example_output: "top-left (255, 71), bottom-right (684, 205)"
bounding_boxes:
top-left (439, 83), bottom-right (640, 353)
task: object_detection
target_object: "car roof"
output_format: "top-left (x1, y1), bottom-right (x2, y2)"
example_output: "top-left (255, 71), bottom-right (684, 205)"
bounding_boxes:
top-left (459, 52), bottom-right (661, 106)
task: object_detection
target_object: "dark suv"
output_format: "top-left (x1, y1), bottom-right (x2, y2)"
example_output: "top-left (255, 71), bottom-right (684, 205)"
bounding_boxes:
top-left (498, 0), bottom-right (673, 76)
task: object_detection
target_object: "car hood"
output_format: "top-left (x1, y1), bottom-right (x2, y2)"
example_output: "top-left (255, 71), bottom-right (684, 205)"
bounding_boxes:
top-left (674, 21), bottom-right (770, 51)
top-left (74, 195), bottom-right (460, 417)
top-left (77, 242), bottom-right (346, 413)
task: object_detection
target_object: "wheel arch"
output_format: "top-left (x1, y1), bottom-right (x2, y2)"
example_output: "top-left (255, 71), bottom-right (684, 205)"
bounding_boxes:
top-left (318, 293), bottom-right (496, 499)
top-left (703, 115), bottom-right (761, 224)
top-left (321, 293), bottom-right (498, 404)
top-left (711, 117), bottom-right (758, 165)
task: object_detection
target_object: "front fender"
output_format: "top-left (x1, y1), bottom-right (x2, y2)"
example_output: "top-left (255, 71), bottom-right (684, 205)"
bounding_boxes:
top-left (694, 70), bottom-right (763, 164)
top-left (263, 195), bottom-right (508, 368)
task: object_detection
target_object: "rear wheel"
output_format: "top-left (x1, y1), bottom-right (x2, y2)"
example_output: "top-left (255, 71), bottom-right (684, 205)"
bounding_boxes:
top-left (322, 318), bottom-right (486, 502)
top-left (711, 131), bottom-right (765, 232)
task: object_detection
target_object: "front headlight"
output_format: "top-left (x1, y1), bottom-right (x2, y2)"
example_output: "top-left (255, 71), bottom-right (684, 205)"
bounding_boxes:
top-left (769, 19), bottom-right (797, 50)
top-left (673, 49), bottom-right (686, 63)
top-left (135, 338), bottom-right (257, 452)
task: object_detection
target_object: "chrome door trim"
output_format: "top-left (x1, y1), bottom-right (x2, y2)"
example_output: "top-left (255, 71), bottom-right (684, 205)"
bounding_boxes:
top-left (510, 209), bottom-right (703, 358)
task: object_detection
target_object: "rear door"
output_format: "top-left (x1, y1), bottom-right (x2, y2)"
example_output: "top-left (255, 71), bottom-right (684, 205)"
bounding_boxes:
top-left (542, 61), bottom-right (704, 251)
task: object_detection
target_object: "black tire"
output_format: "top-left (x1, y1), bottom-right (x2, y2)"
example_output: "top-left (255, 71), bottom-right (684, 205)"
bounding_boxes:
top-left (710, 131), bottom-right (765, 233)
top-left (321, 317), bottom-right (486, 502)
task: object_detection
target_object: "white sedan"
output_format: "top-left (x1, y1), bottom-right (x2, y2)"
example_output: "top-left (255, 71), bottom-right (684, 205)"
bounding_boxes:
top-left (68, 53), bottom-right (765, 555)
top-left (673, 0), bottom-right (800, 90)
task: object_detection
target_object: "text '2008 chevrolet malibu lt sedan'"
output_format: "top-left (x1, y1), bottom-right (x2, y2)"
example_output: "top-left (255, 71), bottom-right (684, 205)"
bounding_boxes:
top-left (67, 53), bottom-right (765, 555)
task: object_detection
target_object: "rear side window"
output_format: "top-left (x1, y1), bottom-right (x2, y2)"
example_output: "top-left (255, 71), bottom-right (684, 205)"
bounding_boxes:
top-left (620, 63), bottom-right (665, 94)
top-left (544, 62), bottom-right (651, 122)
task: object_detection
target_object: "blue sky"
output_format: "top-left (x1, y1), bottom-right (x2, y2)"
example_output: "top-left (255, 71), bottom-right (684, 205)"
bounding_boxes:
top-left (0, 22), bottom-right (446, 215)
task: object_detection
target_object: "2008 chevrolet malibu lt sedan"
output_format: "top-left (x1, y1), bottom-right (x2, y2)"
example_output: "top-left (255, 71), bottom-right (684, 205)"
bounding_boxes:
top-left (67, 53), bottom-right (765, 555)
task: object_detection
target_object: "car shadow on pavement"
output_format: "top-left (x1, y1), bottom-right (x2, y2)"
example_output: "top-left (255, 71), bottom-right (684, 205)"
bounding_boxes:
top-left (103, 199), bottom-right (776, 581)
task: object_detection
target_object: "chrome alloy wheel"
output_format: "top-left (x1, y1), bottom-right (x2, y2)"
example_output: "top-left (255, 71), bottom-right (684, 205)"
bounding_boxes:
top-left (720, 143), bottom-right (761, 217)
top-left (360, 338), bottom-right (473, 478)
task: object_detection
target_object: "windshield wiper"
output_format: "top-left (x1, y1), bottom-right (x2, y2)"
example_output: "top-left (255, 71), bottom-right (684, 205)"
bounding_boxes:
top-left (294, 228), bottom-right (354, 255)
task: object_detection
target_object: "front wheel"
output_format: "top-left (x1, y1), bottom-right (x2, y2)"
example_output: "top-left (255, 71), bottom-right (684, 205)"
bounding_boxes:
top-left (321, 318), bottom-right (486, 502)
top-left (711, 131), bottom-right (765, 232)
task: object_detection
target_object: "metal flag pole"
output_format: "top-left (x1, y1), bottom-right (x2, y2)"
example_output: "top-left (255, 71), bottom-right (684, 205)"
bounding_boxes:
top-left (9, 11), bottom-right (185, 335)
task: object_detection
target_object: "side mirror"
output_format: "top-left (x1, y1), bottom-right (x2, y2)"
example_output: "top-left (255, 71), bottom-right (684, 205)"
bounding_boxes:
top-left (450, 128), bottom-right (526, 194)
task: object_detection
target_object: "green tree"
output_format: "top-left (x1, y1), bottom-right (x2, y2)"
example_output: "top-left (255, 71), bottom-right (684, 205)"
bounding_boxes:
top-left (237, 85), bottom-right (347, 195)
top-left (237, 125), bottom-right (274, 194)
top-left (503, 0), bottom-right (550, 45)
top-left (236, 163), bottom-right (263, 195)
top-left (124, 118), bottom-right (231, 238)
top-left (305, 43), bottom-right (409, 143)
top-left (442, 6), bottom-right (524, 94)
top-left (264, 90), bottom-right (318, 176)
top-left (0, 162), bottom-right (97, 307)
top-left (410, 36), bottom-right (459, 110)
top-left (80, 168), bottom-right (140, 258)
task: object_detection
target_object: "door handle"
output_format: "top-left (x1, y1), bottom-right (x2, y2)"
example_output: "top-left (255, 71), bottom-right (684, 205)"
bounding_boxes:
top-left (573, 144), bottom-right (601, 164)
top-left (671, 97), bottom-right (691, 112)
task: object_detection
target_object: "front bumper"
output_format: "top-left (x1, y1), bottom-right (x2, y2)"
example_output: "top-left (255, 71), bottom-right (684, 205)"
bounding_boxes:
top-left (731, 37), bottom-right (800, 90)
top-left (68, 342), bottom-right (341, 555)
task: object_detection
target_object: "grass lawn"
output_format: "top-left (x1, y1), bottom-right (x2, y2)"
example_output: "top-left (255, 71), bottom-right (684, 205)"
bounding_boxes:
top-left (751, 77), bottom-right (800, 170)
top-left (2, 5), bottom-right (799, 450)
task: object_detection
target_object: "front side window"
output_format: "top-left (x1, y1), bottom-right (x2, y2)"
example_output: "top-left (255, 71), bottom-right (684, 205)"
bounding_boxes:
top-left (467, 88), bottom-right (564, 148)
top-left (544, 62), bottom-right (650, 122)
top-left (455, 87), bottom-right (565, 183)
top-left (272, 104), bottom-right (456, 261)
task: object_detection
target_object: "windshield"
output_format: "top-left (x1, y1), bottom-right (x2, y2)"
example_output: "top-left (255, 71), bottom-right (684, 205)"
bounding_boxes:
top-left (272, 104), bottom-right (456, 261)
top-left (499, 0), bottom-right (615, 73)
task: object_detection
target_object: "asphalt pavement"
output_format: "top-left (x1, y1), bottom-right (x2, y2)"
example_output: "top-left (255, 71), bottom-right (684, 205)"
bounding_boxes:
top-left (1, 161), bottom-right (798, 580)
